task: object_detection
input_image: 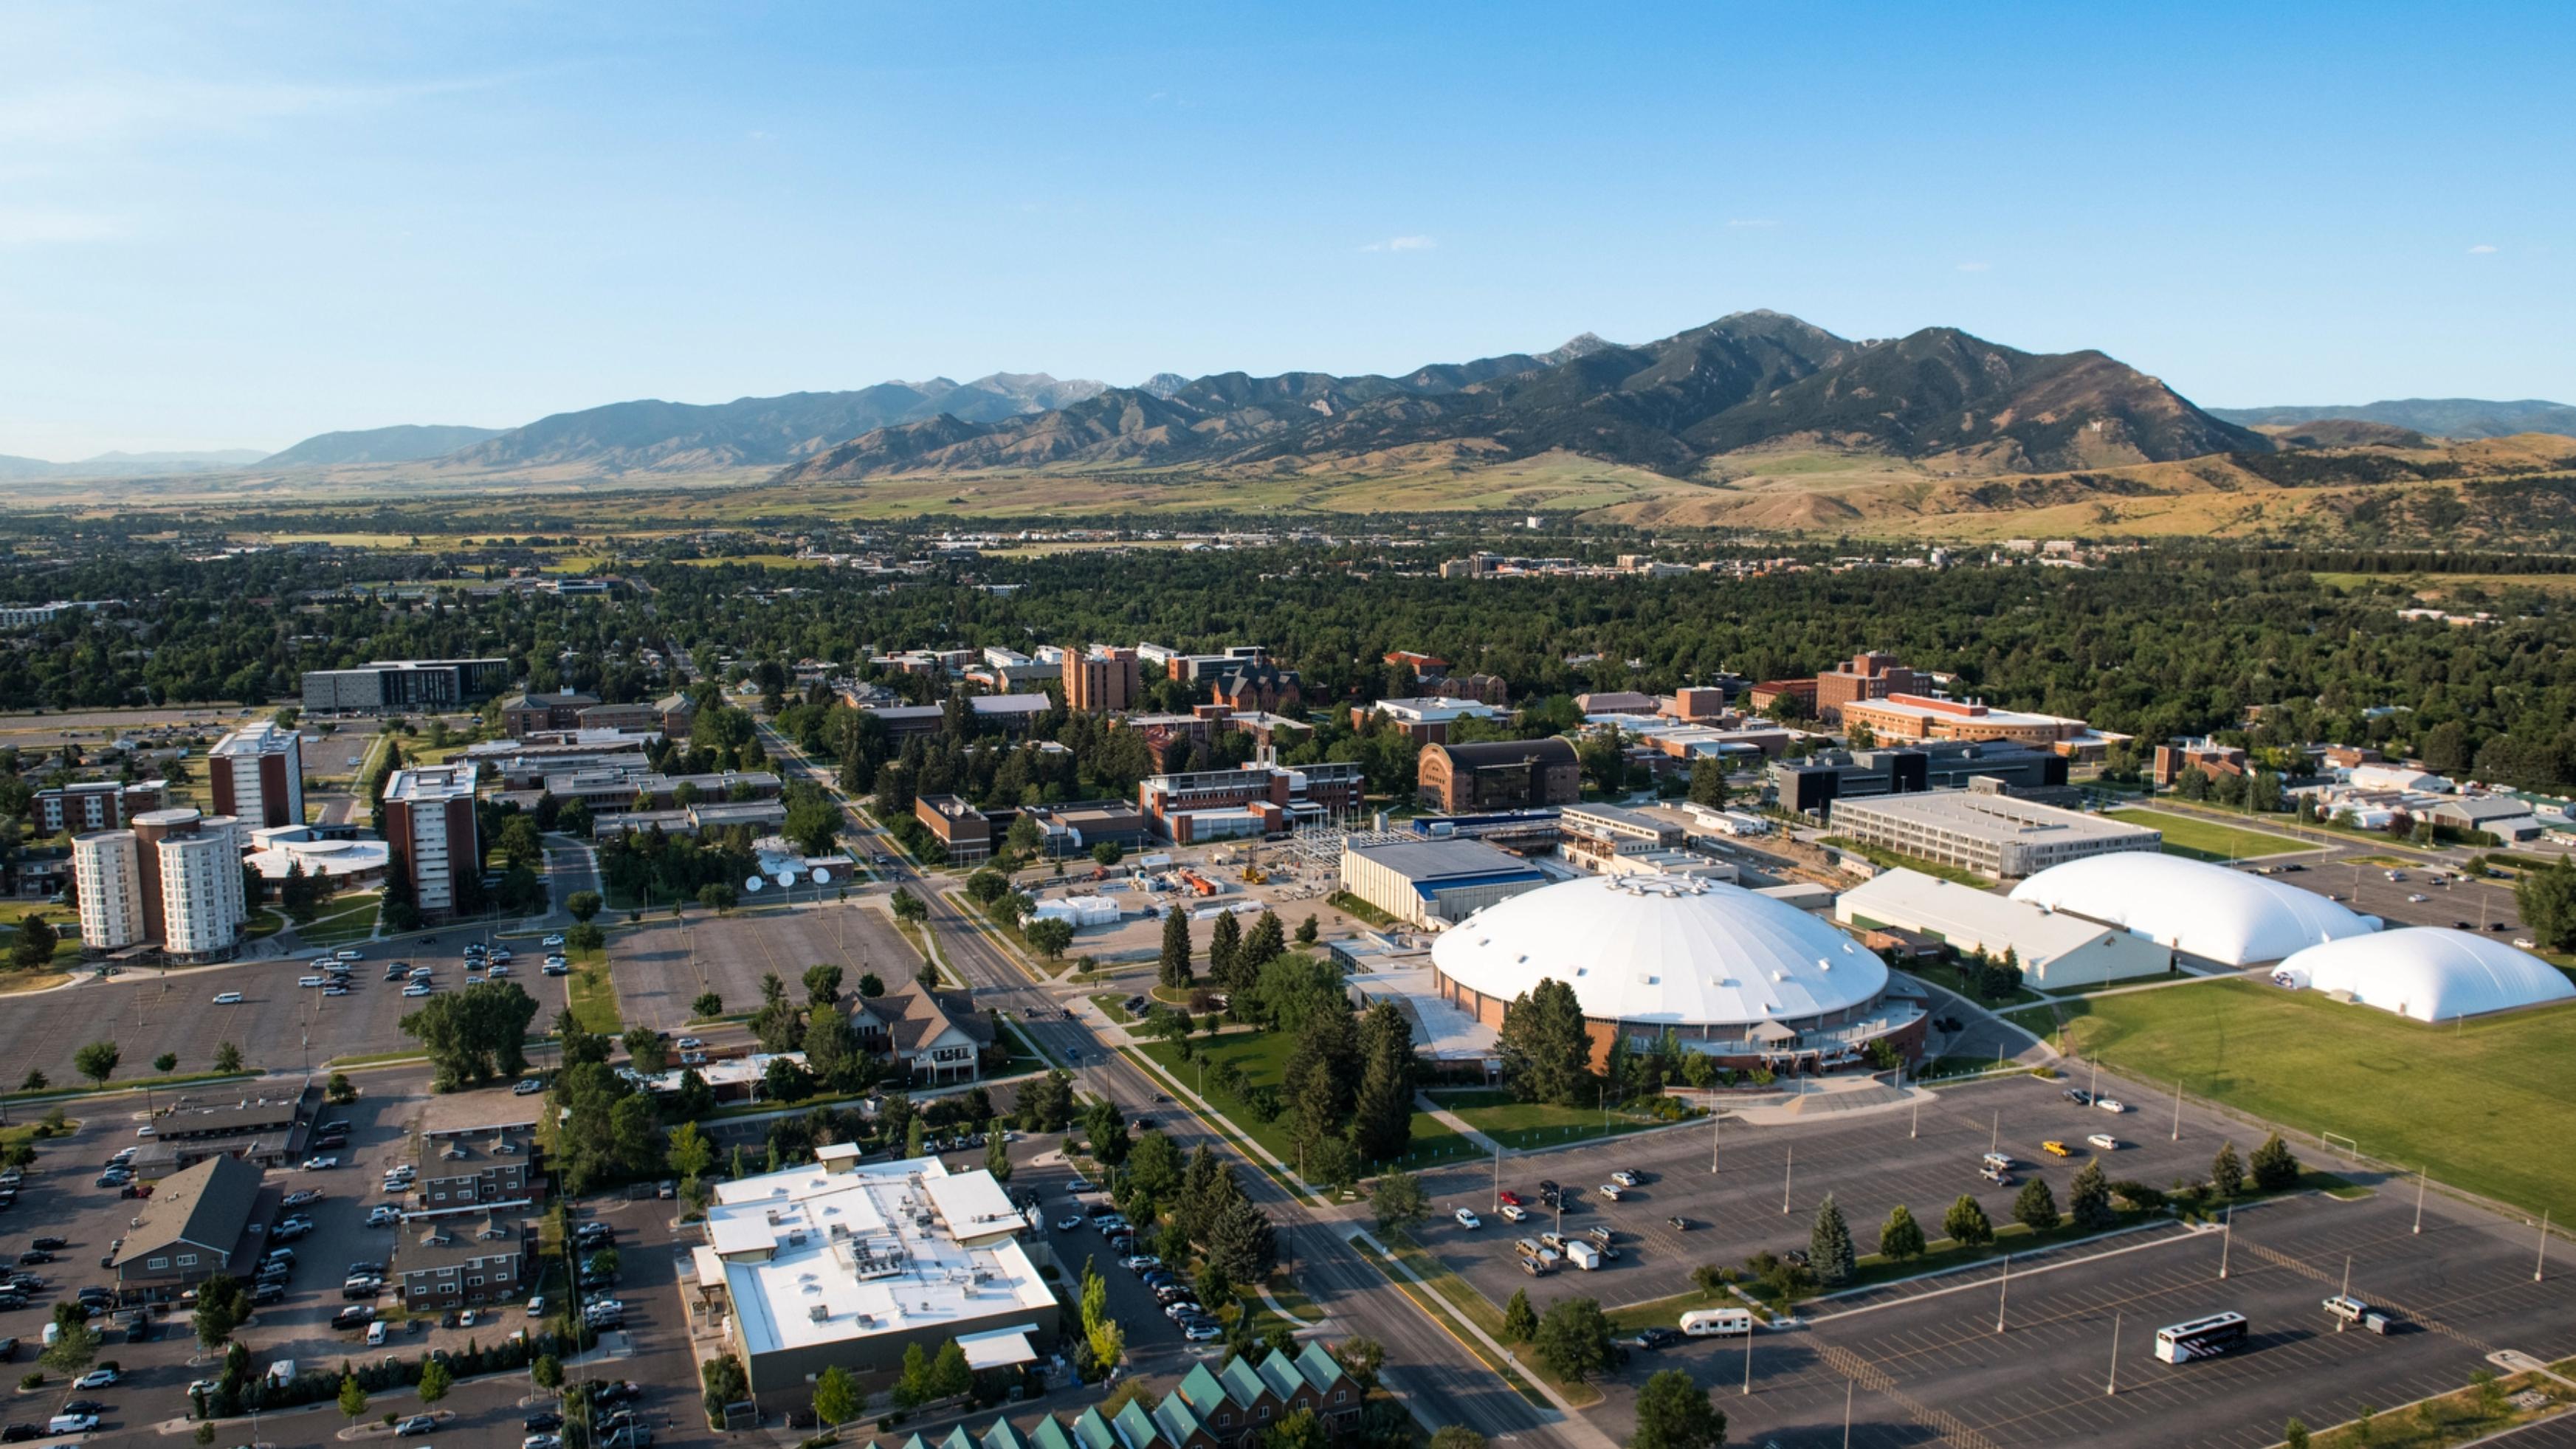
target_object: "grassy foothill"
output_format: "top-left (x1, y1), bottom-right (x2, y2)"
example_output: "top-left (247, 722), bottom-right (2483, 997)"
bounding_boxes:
top-left (2104, 806), bottom-right (2310, 862)
top-left (2034, 977), bottom-right (2576, 1214)
top-left (1137, 1032), bottom-right (1480, 1174)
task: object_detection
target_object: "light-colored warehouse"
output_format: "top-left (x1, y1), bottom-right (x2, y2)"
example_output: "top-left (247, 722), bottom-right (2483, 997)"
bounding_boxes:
top-left (1338, 837), bottom-right (1553, 929)
top-left (2269, 928), bottom-right (2576, 1022)
top-left (2008, 853), bottom-right (2381, 966)
top-left (1429, 873), bottom-right (1925, 1071)
top-left (1834, 867), bottom-right (2172, 989)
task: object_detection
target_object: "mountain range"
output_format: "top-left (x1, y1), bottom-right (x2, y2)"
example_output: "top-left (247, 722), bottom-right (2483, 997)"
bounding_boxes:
top-left (431, 373), bottom-right (1108, 472)
top-left (259, 424), bottom-right (507, 467)
top-left (776, 312), bottom-right (2266, 483)
top-left (0, 448), bottom-right (269, 481)
top-left (2207, 398), bottom-right (2576, 441)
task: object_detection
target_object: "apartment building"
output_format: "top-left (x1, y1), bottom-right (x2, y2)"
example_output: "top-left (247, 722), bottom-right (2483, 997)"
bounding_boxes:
top-left (32, 779), bottom-right (163, 834)
top-left (1063, 645), bottom-right (1144, 714)
top-left (381, 765), bottom-right (480, 916)
top-left (1814, 652), bottom-right (1929, 724)
top-left (73, 808), bottom-right (249, 961)
top-left (208, 722), bottom-right (305, 829)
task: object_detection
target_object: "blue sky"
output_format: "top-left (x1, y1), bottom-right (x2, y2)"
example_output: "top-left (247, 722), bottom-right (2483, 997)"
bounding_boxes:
top-left (4, 2), bottom-right (2568, 457)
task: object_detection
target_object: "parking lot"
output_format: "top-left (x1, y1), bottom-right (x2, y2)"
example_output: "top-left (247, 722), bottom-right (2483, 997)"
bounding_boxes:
top-left (2287, 853), bottom-right (2528, 939)
top-left (604, 895), bottom-right (921, 1030)
top-left (0, 1070), bottom-right (690, 1447)
top-left (1410, 1073), bottom-right (2225, 1322)
top-left (1397, 1066), bottom-right (2576, 1448)
top-left (0, 954), bottom-right (431, 1084)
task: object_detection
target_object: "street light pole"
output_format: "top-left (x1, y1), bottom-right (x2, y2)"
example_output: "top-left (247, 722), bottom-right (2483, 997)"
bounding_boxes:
top-left (1742, 1320), bottom-right (1753, 1395)
top-left (1710, 1109), bottom-right (1721, 1174)
top-left (2538, 1210), bottom-right (2552, 1283)
top-left (1995, 1252), bottom-right (2009, 1332)
top-left (2219, 1204), bottom-right (2233, 1279)
top-left (2414, 1166), bottom-right (2428, 1234)
top-left (2171, 1077), bottom-right (2183, 1142)
top-left (1781, 1146), bottom-right (1792, 1216)
top-left (2107, 1312), bottom-right (2121, 1395)
top-left (1843, 1379), bottom-right (1854, 1447)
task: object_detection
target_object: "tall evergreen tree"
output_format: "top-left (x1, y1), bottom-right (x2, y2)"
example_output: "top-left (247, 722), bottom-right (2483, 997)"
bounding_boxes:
top-left (2211, 1140), bottom-right (2245, 1199)
top-left (2012, 1176), bottom-right (2060, 1233)
top-left (1495, 977), bottom-right (1593, 1106)
top-left (1809, 1192), bottom-right (1856, 1285)
top-left (2067, 1160), bottom-right (2117, 1230)
top-left (1349, 1001), bottom-right (1418, 1164)
top-left (1207, 1195), bottom-right (1277, 1284)
top-left (1240, 909), bottom-right (1287, 976)
top-left (2250, 1132), bottom-right (2301, 1191)
top-left (1159, 906), bottom-right (1194, 990)
top-left (1943, 1194), bottom-right (1994, 1247)
top-left (1171, 1144), bottom-right (1225, 1250)
top-left (1207, 909), bottom-right (1243, 989)
top-left (1878, 1203), bottom-right (1926, 1262)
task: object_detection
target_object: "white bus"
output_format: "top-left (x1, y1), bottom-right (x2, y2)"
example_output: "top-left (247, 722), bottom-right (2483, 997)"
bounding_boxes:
top-left (2154, 1311), bottom-right (2249, 1363)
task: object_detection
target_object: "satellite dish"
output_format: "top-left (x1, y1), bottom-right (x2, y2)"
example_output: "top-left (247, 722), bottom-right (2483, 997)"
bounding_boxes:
top-left (774, 870), bottom-right (797, 890)
top-left (810, 867), bottom-right (830, 885)
top-left (743, 875), bottom-right (764, 893)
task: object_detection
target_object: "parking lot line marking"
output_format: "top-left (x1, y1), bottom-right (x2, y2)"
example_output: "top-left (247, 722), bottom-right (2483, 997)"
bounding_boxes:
top-left (1806, 1222), bottom-right (2211, 1326)
top-left (2231, 1236), bottom-right (2498, 1353)
top-left (1815, 1342), bottom-right (2005, 1449)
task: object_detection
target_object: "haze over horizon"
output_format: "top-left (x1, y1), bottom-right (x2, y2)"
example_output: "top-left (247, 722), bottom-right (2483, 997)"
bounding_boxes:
top-left (4, 1), bottom-right (2569, 458)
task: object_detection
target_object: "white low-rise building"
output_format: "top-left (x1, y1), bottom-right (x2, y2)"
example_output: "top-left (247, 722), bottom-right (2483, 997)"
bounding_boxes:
top-left (1836, 867), bottom-right (2171, 989)
top-left (2271, 928), bottom-right (2575, 1022)
top-left (704, 1153), bottom-right (1057, 1397)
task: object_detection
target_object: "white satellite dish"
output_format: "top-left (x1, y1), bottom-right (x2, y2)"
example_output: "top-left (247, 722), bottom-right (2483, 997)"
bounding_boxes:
top-left (774, 870), bottom-right (797, 890)
top-left (809, 867), bottom-right (830, 885)
top-left (743, 875), bottom-right (764, 893)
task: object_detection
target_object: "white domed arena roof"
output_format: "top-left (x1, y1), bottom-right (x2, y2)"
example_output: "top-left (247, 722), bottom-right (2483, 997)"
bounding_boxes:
top-left (2008, 853), bottom-right (2379, 966)
top-left (1430, 874), bottom-right (1887, 1026)
top-left (2275, 928), bottom-right (2576, 1023)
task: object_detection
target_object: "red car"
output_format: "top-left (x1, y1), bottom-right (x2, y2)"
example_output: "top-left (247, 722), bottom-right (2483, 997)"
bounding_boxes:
top-left (1497, 1190), bottom-right (1523, 1208)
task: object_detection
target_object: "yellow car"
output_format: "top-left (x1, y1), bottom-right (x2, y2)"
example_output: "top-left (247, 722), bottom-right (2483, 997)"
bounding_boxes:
top-left (2041, 1140), bottom-right (2073, 1157)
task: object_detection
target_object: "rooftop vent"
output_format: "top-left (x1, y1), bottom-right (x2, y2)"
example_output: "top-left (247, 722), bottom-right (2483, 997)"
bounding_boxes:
top-left (807, 1304), bottom-right (830, 1323)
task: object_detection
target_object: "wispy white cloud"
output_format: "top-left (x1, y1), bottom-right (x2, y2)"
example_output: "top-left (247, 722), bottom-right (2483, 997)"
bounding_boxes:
top-left (1358, 235), bottom-right (1436, 253)
top-left (0, 207), bottom-right (126, 246)
top-left (1724, 218), bottom-right (1778, 229)
top-left (0, 72), bottom-right (519, 148)
top-left (1956, 261), bottom-right (1990, 272)
top-left (2467, 243), bottom-right (2498, 254)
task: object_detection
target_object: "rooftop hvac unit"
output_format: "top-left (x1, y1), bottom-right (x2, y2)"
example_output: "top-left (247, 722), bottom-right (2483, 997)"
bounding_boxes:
top-left (787, 1231), bottom-right (807, 1247)
top-left (807, 1304), bottom-right (830, 1323)
top-left (827, 1222), bottom-right (850, 1239)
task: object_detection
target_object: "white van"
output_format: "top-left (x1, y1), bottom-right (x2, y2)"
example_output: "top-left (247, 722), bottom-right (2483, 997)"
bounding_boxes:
top-left (335, 949), bottom-right (365, 962)
top-left (365, 1320), bottom-right (388, 1346)
top-left (297, 975), bottom-right (328, 988)
top-left (1681, 1308), bottom-right (1754, 1338)
top-left (47, 1414), bottom-right (99, 1435)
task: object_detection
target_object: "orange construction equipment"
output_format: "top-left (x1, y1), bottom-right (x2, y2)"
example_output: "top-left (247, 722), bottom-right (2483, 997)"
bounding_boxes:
top-left (1177, 868), bottom-right (1219, 897)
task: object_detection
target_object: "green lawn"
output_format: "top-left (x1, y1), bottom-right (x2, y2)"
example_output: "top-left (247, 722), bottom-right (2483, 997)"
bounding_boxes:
top-left (562, 964), bottom-right (622, 1035)
top-left (1139, 1031), bottom-right (1481, 1174)
top-left (1424, 1087), bottom-right (1676, 1151)
top-left (2040, 977), bottom-right (2576, 1214)
top-left (2105, 807), bottom-right (2310, 862)
top-left (294, 892), bottom-right (382, 948)
top-left (1089, 994), bottom-right (1136, 1025)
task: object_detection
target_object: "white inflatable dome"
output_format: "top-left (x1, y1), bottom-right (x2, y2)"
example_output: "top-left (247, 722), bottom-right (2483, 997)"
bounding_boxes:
top-left (1430, 874), bottom-right (1887, 1026)
top-left (2008, 853), bottom-right (2379, 966)
top-left (2275, 928), bottom-right (2575, 1022)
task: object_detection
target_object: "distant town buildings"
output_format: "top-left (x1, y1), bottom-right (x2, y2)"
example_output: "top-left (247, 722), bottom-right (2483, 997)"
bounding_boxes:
top-left (1137, 761), bottom-right (1363, 843)
top-left (33, 778), bottom-right (164, 835)
top-left (1839, 693), bottom-right (2092, 749)
top-left (1815, 652), bottom-right (1929, 724)
top-left (300, 658), bottom-right (511, 715)
top-left (1062, 644), bottom-right (1145, 714)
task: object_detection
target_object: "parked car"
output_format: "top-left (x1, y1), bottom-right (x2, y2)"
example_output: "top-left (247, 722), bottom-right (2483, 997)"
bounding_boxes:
top-left (396, 1414), bottom-right (437, 1436)
top-left (2087, 1133), bottom-right (2122, 1151)
top-left (212, 991), bottom-right (244, 1005)
top-left (302, 1156), bottom-right (340, 1171)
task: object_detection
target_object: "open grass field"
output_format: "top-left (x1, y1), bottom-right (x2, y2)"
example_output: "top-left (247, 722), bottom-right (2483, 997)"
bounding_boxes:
top-left (2104, 806), bottom-right (2310, 861)
top-left (2029, 977), bottom-right (2576, 1214)
top-left (1422, 1086), bottom-right (1673, 1151)
top-left (2312, 570), bottom-right (2576, 600)
top-left (1138, 1030), bottom-right (1481, 1174)
top-left (293, 892), bottom-right (382, 948)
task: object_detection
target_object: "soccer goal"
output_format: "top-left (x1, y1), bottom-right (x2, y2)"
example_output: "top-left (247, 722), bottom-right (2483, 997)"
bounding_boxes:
top-left (2322, 1131), bottom-right (2360, 1164)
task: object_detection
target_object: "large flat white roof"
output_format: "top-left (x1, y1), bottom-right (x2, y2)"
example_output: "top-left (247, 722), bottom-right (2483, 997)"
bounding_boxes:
top-left (709, 1156), bottom-right (1052, 1360)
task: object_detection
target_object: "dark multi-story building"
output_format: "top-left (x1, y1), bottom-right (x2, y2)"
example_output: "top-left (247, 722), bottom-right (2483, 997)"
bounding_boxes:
top-left (499, 689), bottom-right (602, 737)
top-left (1416, 737), bottom-right (1581, 814)
top-left (381, 765), bottom-right (480, 917)
top-left (1137, 761), bottom-right (1362, 843)
top-left (208, 722), bottom-right (304, 829)
top-left (395, 1206), bottom-right (534, 1310)
top-left (32, 779), bottom-right (162, 834)
top-left (1769, 740), bottom-right (2073, 820)
top-left (300, 658), bottom-right (512, 715)
top-left (413, 1120), bottom-right (546, 1210)
top-left (915, 795), bottom-right (994, 864)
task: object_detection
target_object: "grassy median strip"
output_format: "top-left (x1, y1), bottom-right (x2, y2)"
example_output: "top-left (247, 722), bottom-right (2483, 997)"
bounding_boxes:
top-left (563, 963), bottom-right (621, 1034)
top-left (1354, 1236), bottom-right (1554, 1411)
top-left (1379, 1229), bottom-right (1604, 1409)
